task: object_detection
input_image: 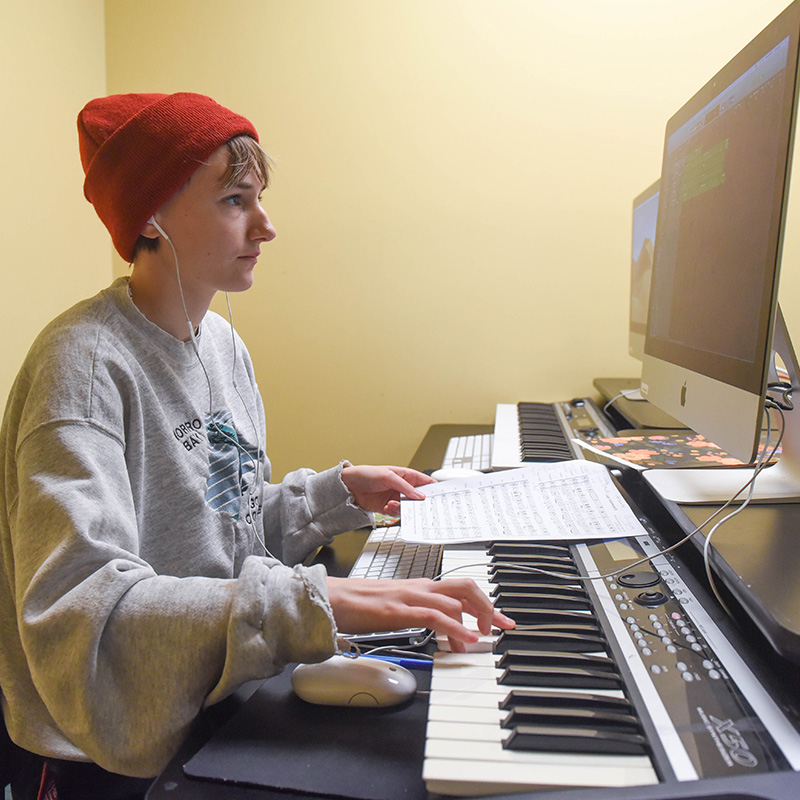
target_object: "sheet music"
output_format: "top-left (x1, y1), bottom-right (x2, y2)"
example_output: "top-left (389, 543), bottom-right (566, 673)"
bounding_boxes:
top-left (400, 460), bottom-right (647, 544)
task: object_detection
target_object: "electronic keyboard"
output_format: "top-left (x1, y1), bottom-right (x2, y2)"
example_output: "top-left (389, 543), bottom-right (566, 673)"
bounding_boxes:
top-left (423, 538), bottom-right (800, 796)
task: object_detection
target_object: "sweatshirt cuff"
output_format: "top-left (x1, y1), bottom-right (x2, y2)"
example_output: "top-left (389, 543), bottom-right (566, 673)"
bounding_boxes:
top-left (204, 558), bottom-right (337, 707)
top-left (305, 461), bottom-right (374, 530)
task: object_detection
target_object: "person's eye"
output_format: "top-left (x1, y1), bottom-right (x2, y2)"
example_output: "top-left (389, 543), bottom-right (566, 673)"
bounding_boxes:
top-left (224, 194), bottom-right (242, 207)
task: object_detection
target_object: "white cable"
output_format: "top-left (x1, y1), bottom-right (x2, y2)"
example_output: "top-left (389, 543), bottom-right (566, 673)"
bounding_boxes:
top-left (152, 219), bottom-right (274, 558)
top-left (603, 392), bottom-right (626, 415)
top-left (700, 406), bottom-right (783, 617)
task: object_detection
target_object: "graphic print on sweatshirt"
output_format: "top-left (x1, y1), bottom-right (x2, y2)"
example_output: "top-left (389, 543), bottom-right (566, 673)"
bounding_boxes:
top-left (204, 410), bottom-right (260, 520)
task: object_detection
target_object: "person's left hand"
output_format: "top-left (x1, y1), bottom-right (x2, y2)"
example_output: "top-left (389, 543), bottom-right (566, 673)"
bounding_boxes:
top-left (341, 464), bottom-right (435, 515)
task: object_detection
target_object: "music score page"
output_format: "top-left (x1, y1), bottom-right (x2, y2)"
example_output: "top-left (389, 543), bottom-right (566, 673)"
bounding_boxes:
top-left (400, 460), bottom-right (647, 544)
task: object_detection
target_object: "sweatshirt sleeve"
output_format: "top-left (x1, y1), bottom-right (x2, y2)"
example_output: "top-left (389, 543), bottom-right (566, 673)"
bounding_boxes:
top-left (7, 422), bottom-right (340, 777)
top-left (261, 460), bottom-right (374, 565)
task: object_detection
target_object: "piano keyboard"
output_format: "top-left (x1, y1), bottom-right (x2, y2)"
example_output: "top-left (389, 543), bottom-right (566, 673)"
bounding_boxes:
top-left (423, 538), bottom-right (800, 796)
top-left (491, 399), bottom-right (616, 470)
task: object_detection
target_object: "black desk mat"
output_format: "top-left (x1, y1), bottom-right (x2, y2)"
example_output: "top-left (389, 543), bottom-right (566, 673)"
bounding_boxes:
top-left (182, 666), bottom-right (429, 800)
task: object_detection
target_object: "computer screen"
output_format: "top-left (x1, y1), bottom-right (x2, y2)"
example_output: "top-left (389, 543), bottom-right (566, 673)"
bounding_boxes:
top-left (629, 180), bottom-right (660, 362)
top-left (641, 1), bottom-right (800, 502)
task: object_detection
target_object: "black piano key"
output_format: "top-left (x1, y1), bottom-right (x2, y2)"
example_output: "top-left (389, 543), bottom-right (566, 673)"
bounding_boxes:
top-left (497, 622), bottom-right (602, 638)
top-left (498, 665), bottom-right (623, 690)
top-left (490, 552), bottom-right (576, 567)
top-left (499, 689), bottom-right (634, 713)
top-left (489, 607), bottom-right (595, 625)
top-left (491, 583), bottom-right (584, 600)
top-left (501, 706), bottom-right (642, 732)
top-left (490, 554), bottom-right (580, 569)
top-left (500, 606), bottom-right (597, 625)
top-left (520, 455), bottom-right (573, 464)
top-left (503, 725), bottom-right (649, 755)
top-left (493, 592), bottom-right (592, 611)
top-left (489, 578), bottom-right (583, 597)
top-left (491, 564), bottom-right (579, 581)
top-left (519, 432), bottom-right (569, 443)
top-left (494, 630), bottom-right (606, 653)
top-left (491, 584), bottom-right (588, 599)
top-left (490, 567), bottom-right (580, 584)
top-left (495, 650), bottom-right (616, 671)
top-left (491, 581), bottom-right (588, 597)
top-left (487, 542), bottom-right (572, 558)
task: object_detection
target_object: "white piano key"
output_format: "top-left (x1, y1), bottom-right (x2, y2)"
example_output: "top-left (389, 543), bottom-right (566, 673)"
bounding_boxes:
top-left (423, 751), bottom-right (657, 796)
top-left (435, 633), bottom-right (495, 652)
top-left (427, 719), bottom-right (505, 742)
top-left (428, 689), bottom-right (504, 709)
top-left (428, 684), bottom-right (627, 708)
top-left (427, 703), bottom-right (502, 724)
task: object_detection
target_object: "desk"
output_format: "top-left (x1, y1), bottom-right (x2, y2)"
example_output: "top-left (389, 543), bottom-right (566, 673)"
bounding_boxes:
top-left (146, 422), bottom-right (800, 800)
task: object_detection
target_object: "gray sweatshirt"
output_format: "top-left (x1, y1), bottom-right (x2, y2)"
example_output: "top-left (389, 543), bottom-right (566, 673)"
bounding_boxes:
top-left (0, 278), bottom-right (370, 777)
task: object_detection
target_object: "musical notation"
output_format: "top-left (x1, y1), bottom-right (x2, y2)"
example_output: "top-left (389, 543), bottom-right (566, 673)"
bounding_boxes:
top-left (400, 461), bottom-right (647, 544)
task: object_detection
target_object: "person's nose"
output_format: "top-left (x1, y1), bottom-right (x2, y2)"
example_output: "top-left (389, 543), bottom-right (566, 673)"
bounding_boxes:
top-left (253, 205), bottom-right (276, 243)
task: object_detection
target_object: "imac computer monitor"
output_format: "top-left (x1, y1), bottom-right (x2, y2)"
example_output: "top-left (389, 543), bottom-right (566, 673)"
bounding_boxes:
top-left (641, 1), bottom-right (800, 503)
top-left (629, 180), bottom-right (660, 363)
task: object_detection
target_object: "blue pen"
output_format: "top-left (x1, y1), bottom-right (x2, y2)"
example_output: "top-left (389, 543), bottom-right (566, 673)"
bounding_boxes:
top-left (362, 654), bottom-right (434, 672)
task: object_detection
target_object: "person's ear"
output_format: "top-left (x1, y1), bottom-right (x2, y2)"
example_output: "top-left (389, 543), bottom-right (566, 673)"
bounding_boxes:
top-left (140, 217), bottom-right (162, 240)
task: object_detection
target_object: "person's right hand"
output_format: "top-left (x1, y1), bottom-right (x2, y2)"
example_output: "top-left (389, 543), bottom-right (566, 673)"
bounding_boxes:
top-left (326, 575), bottom-right (514, 653)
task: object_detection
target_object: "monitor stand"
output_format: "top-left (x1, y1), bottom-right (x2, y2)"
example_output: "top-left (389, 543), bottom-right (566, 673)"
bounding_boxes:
top-left (644, 308), bottom-right (800, 504)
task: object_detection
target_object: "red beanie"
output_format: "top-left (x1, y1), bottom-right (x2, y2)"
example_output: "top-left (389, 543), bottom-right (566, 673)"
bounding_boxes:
top-left (78, 92), bottom-right (259, 262)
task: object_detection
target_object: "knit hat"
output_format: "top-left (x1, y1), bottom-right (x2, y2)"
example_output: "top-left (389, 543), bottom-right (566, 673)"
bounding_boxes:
top-left (78, 92), bottom-right (259, 262)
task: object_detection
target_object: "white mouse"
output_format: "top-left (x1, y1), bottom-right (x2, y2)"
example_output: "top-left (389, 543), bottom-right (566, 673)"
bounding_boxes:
top-left (291, 655), bottom-right (417, 707)
top-left (430, 467), bottom-right (484, 481)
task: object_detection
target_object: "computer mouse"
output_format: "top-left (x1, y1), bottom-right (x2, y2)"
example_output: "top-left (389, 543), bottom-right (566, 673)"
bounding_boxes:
top-left (291, 655), bottom-right (417, 707)
top-left (430, 467), bottom-right (484, 481)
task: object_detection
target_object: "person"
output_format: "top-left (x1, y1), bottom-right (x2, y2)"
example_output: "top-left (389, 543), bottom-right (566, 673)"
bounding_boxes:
top-left (0, 92), bottom-right (514, 799)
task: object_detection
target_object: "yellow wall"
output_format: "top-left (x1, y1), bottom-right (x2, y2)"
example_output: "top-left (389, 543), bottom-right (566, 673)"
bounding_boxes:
top-left (3, 1), bottom-right (799, 480)
top-left (0, 0), bottom-right (110, 406)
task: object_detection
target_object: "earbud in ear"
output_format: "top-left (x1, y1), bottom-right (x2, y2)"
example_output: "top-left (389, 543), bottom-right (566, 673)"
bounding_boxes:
top-left (148, 216), bottom-right (170, 241)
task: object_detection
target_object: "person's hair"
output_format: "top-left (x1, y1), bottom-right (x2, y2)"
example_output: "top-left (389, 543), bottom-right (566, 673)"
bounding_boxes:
top-left (132, 135), bottom-right (273, 259)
